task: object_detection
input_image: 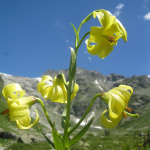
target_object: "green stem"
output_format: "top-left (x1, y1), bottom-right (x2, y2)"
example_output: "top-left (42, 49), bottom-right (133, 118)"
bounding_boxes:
top-left (75, 31), bottom-right (90, 55)
top-left (68, 93), bottom-right (101, 135)
top-left (36, 98), bottom-right (63, 140)
top-left (63, 77), bottom-right (73, 148)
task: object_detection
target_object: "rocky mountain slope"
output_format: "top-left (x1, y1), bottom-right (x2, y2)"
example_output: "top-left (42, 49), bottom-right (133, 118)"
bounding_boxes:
top-left (0, 68), bottom-right (150, 134)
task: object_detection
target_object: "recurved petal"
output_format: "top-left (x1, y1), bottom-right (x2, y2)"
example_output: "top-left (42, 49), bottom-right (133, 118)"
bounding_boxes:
top-left (71, 83), bottom-right (79, 101)
top-left (100, 110), bottom-right (120, 128)
top-left (16, 109), bottom-right (39, 129)
top-left (51, 86), bottom-right (64, 103)
top-left (41, 75), bottom-right (53, 81)
top-left (98, 39), bottom-right (114, 59)
top-left (89, 26), bottom-right (103, 43)
top-left (108, 95), bottom-right (125, 120)
top-left (94, 10), bottom-right (111, 30)
top-left (2, 83), bottom-right (25, 99)
top-left (116, 19), bottom-right (127, 42)
top-left (8, 102), bottom-right (30, 121)
top-left (86, 39), bottom-right (103, 55)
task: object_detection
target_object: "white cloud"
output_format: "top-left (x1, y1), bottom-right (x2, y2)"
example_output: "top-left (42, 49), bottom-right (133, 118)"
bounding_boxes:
top-left (113, 3), bottom-right (124, 17)
top-left (144, 12), bottom-right (150, 20)
top-left (88, 57), bottom-right (92, 61)
top-left (65, 40), bottom-right (69, 43)
top-left (84, 51), bottom-right (87, 54)
top-left (116, 4), bottom-right (124, 9)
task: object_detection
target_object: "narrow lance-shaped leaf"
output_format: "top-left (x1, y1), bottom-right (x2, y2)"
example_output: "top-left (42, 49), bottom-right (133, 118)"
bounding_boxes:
top-left (69, 47), bottom-right (76, 79)
top-left (38, 126), bottom-right (55, 149)
top-left (70, 23), bottom-right (79, 43)
top-left (52, 122), bottom-right (64, 150)
top-left (68, 116), bottom-right (95, 147)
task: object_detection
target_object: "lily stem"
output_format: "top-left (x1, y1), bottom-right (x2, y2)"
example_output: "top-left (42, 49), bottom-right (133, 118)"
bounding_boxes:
top-left (36, 98), bottom-right (63, 140)
top-left (68, 93), bottom-right (101, 135)
top-left (63, 77), bottom-right (72, 148)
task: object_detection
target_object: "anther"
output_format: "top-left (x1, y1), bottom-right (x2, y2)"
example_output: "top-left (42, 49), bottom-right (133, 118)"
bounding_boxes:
top-left (107, 35), bottom-right (116, 43)
top-left (126, 107), bottom-right (133, 113)
top-left (122, 112), bottom-right (128, 119)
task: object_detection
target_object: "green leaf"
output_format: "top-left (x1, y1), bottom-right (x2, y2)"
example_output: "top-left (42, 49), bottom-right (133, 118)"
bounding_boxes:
top-left (69, 47), bottom-right (76, 79)
top-left (38, 126), bottom-right (55, 149)
top-left (71, 77), bottom-right (75, 94)
top-left (82, 14), bottom-right (92, 24)
top-left (68, 116), bottom-right (95, 147)
top-left (61, 106), bottom-right (71, 129)
top-left (52, 122), bottom-right (64, 150)
top-left (70, 23), bottom-right (79, 43)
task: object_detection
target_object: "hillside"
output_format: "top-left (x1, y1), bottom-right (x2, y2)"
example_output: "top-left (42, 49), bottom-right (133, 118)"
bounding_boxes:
top-left (0, 68), bottom-right (150, 149)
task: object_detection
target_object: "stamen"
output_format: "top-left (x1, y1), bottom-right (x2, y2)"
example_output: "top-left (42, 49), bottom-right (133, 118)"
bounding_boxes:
top-left (107, 35), bottom-right (116, 43)
top-left (126, 107), bottom-right (133, 113)
top-left (1, 109), bottom-right (9, 115)
top-left (122, 112), bottom-right (128, 119)
top-left (6, 114), bottom-right (9, 118)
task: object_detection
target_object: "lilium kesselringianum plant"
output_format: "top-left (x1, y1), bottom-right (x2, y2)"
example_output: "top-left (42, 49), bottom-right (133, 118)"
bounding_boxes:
top-left (85, 9), bottom-right (127, 59)
top-left (37, 73), bottom-right (79, 104)
top-left (100, 85), bottom-right (139, 128)
top-left (1, 83), bottom-right (39, 129)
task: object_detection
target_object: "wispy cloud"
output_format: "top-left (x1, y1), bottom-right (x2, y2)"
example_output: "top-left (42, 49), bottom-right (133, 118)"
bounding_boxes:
top-left (144, 12), bottom-right (150, 20)
top-left (65, 40), bottom-right (69, 43)
top-left (88, 57), bottom-right (92, 61)
top-left (55, 21), bottom-right (62, 27)
top-left (113, 4), bottom-right (124, 17)
top-left (84, 51), bottom-right (87, 54)
top-left (143, 0), bottom-right (150, 10)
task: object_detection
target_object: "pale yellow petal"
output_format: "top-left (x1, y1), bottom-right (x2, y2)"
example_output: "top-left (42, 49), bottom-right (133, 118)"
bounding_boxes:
top-left (51, 86), bottom-right (64, 103)
top-left (100, 110), bottom-right (120, 128)
top-left (98, 39), bottom-right (114, 59)
top-left (116, 18), bottom-right (127, 42)
top-left (41, 75), bottom-right (53, 81)
top-left (2, 83), bottom-right (25, 99)
top-left (16, 109), bottom-right (39, 129)
top-left (108, 95), bottom-right (125, 120)
top-left (103, 16), bottom-right (123, 37)
top-left (95, 10), bottom-right (111, 30)
top-left (89, 26), bottom-right (103, 43)
top-left (86, 39), bottom-right (103, 55)
top-left (8, 102), bottom-right (30, 121)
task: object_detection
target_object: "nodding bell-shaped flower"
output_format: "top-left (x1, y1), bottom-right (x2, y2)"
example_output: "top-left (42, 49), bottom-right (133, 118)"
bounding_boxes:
top-left (1, 83), bottom-right (39, 129)
top-left (85, 9), bottom-right (127, 59)
top-left (37, 74), bottom-right (79, 104)
top-left (100, 85), bottom-right (138, 128)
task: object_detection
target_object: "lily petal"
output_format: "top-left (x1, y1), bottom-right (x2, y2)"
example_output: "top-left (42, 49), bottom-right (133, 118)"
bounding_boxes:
top-left (100, 110), bottom-right (120, 128)
top-left (94, 10), bottom-right (111, 30)
top-left (86, 39), bottom-right (103, 55)
top-left (98, 39), bottom-right (114, 59)
top-left (2, 83), bottom-right (25, 99)
top-left (16, 109), bottom-right (39, 129)
top-left (51, 86), bottom-right (64, 103)
top-left (89, 26), bottom-right (103, 43)
top-left (116, 19), bottom-right (127, 42)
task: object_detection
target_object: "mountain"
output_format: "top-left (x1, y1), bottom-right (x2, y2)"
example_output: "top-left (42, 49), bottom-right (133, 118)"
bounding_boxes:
top-left (0, 68), bottom-right (150, 149)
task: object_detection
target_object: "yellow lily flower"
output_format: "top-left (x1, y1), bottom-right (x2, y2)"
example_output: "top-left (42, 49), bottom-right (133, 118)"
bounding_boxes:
top-left (37, 74), bottom-right (79, 104)
top-left (100, 85), bottom-right (138, 128)
top-left (86, 9), bottom-right (127, 59)
top-left (1, 83), bottom-right (39, 129)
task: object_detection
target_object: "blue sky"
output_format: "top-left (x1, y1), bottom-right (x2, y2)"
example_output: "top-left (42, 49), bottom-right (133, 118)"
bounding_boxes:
top-left (1, 0), bottom-right (150, 78)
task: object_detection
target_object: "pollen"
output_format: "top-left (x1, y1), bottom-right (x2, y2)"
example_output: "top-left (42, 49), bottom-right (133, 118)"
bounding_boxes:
top-left (1, 109), bottom-right (9, 115)
top-left (107, 35), bottom-right (116, 43)
top-left (122, 112), bottom-right (127, 119)
top-left (126, 107), bottom-right (133, 113)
